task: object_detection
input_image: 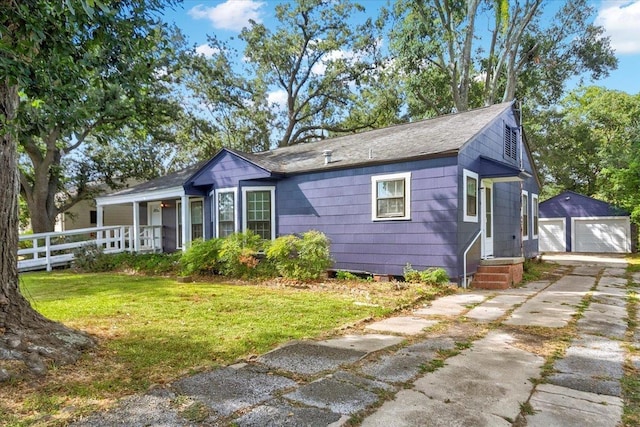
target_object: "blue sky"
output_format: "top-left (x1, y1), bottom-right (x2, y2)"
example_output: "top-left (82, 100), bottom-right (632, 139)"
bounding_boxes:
top-left (161, 0), bottom-right (640, 98)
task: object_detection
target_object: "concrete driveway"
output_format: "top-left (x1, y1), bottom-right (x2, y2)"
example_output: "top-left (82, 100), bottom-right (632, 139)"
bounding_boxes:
top-left (71, 258), bottom-right (634, 427)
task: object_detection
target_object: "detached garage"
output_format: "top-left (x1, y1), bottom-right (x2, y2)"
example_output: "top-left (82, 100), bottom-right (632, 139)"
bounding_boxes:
top-left (539, 191), bottom-right (631, 253)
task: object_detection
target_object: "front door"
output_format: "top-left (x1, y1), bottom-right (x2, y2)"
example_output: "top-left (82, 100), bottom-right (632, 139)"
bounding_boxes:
top-left (147, 202), bottom-right (163, 251)
top-left (481, 180), bottom-right (494, 258)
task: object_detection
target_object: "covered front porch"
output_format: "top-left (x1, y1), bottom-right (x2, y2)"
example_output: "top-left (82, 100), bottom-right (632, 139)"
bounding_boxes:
top-left (95, 187), bottom-right (206, 253)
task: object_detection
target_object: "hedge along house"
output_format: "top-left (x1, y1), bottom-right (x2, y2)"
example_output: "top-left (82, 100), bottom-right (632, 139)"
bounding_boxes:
top-left (95, 101), bottom-right (540, 287)
top-left (538, 191), bottom-right (633, 253)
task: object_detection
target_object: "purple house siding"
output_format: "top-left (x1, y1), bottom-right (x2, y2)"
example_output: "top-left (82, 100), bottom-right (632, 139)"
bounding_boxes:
top-left (98, 101), bottom-right (542, 285)
top-left (277, 157), bottom-right (459, 277)
top-left (455, 105), bottom-right (540, 278)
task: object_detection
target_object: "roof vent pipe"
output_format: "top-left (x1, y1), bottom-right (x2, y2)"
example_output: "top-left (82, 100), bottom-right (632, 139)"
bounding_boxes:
top-left (323, 149), bottom-right (333, 165)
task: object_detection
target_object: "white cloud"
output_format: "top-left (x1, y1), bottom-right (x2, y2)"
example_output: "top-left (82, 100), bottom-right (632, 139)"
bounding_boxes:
top-left (268, 89), bottom-right (288, 107)
top-left (595, 1), bottom-right (640, 54)
top-left (188, 1), bottom-right (265, 32)
top-left (195, 44), bottom-right (219, 58)
top-left (311, 49), bottom-right (353, 76)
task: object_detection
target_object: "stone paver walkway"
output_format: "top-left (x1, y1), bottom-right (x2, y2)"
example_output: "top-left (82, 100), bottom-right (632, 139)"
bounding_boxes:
top-left (71, 260), bottom-right (633, 427)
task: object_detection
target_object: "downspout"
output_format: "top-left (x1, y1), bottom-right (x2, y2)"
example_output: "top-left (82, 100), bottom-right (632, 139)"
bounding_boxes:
top-left (518, 100), bottom-right (525, 258)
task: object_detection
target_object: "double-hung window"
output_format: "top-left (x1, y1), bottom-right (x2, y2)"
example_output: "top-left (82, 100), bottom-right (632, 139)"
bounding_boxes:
top-left (532, 193), bottom-right (539, 239)
top-left (522, 190), bottom-right (529, 240)
top-left (371, 172), bottom-right (411, 221)
top-left (463, 169), bottom-right (478, 223)
top-left (177, 198), bottom-right (204, 248)
top-left (216, 189), bottom-right (237, 238)
top-left (242, 187), bottom-right (275, 240)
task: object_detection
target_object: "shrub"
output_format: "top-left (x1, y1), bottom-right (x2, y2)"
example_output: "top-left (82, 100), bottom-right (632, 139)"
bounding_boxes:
top-left (119, 252), bottom-right (181, 275)
top-left (218, 231), bottom-right (264, 278)
top-left (180, 238), bottom-right (222, 276)
top-left (336, 270), bottom-right (360, 281)
top-left (72, 243), bottom-right (114, 272)
top-left (403, 263), bottom-right (449, 286)
top-left (266, 230), bottom-right (332, 281)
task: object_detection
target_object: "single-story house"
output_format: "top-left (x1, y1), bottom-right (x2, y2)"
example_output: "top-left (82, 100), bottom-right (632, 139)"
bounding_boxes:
top-left (539, 191), bottom-right (632, 253)
top-left (96, 101), bottom-right (540, 285)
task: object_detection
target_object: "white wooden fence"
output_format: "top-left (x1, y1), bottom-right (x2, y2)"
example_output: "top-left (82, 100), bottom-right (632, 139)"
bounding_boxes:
top-left (18, 225), bottom-right (162, 272)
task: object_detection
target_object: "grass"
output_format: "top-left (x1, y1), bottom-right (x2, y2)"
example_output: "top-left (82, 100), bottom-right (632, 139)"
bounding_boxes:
top-left (1, 271), bottom-right (440, 426)
top-left (627, 253), bottom-right (640, 273)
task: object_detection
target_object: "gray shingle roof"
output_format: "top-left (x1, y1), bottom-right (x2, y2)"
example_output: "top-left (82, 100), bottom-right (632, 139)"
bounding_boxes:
top-left (103, 102), bottom-right (513, 197)
top-left (242, 102), bottom-right (513, 173)
top-left (104, 161), bottom-right (206, 198)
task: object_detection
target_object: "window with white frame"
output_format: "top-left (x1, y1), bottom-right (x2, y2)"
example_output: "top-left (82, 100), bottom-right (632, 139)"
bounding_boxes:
top-left (216, 189), bottom-right (236, 238)
top-left (242, 187), bottom-right (275, 240)
top-left (522, 190), bottom-right (529, 239)
top-left (371, 172), bottom-right (411, 221)
top-left (463, 169), bottom-right (478, 223)
top-left (532, 193), bottom-right (539, 239)
top-left (177, 198), bottom-right (204, 248)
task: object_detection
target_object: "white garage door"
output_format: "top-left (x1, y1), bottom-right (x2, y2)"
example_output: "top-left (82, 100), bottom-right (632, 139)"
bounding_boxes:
top-left (539, 218), bottom-right (566, 252)
top-left (573, 217), bottom-right (631, 253)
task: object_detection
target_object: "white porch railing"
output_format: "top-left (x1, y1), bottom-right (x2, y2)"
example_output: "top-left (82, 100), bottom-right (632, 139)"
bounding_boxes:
top-left (18, 225), bottom-right (163, 272)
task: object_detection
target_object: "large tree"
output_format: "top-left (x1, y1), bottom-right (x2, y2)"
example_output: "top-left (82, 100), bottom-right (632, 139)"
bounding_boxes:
top-left (191, 0), bottom-right (383, 148)
top-left (529, 86), bottom-right (640, 221)
top-left (0, 0), bottom-right (175, 379)
top-left (16, 2), bottom-right (182, 233)
top-left (388, 0), bottom-right (618, 117)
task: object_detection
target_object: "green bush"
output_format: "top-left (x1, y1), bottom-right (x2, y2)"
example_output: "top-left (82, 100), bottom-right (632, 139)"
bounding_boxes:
top-left (266, 230), bottom-right (332, 281)
top-left (403, 263), bottom-right (449, 286)
top-left (72, 243), bottom-right (115, 272)
top-left (180, 238), bottom-right (222, 276)
top-left (117, 252), bottom-right (181, 275)
top-left (218, 231), bottom-right (264, 278)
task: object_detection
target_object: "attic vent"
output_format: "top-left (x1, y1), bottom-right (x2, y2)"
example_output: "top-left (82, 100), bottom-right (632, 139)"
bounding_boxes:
top-left (504, 125), bottom-right (518, 161)
top-left (323, 149), bottom-right (333, 165)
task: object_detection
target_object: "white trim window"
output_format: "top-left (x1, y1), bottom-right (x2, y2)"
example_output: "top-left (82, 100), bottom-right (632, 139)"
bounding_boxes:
top-left (522, 190), bottom-right (529, 240)
top-left (532, 193), bottom-right (539, 239)
top-left (215, 188), bottom-right (238, 238)
top-left (177, 198), bottom-right (204, 248)
top-left (463, 169), bottom-right (479, 223)
top-left (371, 172), bottom-right (412, 221)
top-left (242, 186), bottom-right (276, 240)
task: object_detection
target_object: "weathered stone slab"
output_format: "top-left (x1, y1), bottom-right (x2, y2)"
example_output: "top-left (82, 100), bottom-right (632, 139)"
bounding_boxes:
top-left (365, 317), bottom-right (438, 335)
top-left (233, 401), bottom-right (342, 427)
top-left (359, 353), bottom-right (429, 384)
top-left (466, 294), bottom-right (529, 322)
top-left (173, 366), bottom-right (296, 417)
top-left (284, 376), bottom-right (379, 415)
top-left (316, 334), bottom-right (404, 353)
top-left (577, 303), bottom-right (628, 339)
top-left (505, 275), bottom-right (593, 327)
top-left (547, 373), bottom-right (622, 396)
top-left (572, 266), bottom-right (603, 276)
top-left (602, 268), bottom-right (628, 277)
top-left (69, 393), bottom-right (191, 427)
top-left (527, 383), bottom-right (623, 427)
top-left (413, 294), bottom-right (486, 317)
top-left (361, 331), bottom-right (541, 427)
top-left (257, 342), bottom-right (366, 375)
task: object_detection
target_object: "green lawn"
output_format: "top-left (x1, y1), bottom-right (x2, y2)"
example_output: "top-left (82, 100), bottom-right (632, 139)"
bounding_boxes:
top-left (3, 271), bottom-right (429, 426)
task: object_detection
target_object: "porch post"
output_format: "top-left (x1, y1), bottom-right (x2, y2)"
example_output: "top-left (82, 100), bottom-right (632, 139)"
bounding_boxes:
top-left (96, 204), bottom-right (104, 227)
top-left (133, 201), bottom-right (140, 252)
top-left (181, 194), bottom-right (189, 252)
top-left (96, 203), bottom-right (104, 249)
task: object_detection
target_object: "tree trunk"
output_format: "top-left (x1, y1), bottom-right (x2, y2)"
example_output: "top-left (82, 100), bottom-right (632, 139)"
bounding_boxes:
top-left (1, 80), bottom-right (94, 380)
